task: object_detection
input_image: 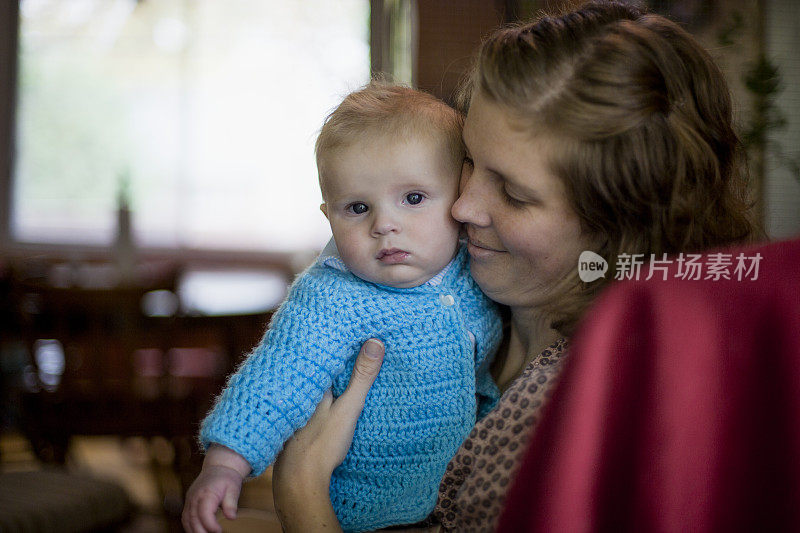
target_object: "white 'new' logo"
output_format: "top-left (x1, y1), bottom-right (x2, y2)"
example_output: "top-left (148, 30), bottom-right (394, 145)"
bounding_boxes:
top-left (578, 251), bottom-right (608, 282)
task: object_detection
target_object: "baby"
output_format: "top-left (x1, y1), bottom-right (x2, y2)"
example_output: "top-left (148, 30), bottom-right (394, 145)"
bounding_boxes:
top-left (186, 83), bottom-right (502, 532)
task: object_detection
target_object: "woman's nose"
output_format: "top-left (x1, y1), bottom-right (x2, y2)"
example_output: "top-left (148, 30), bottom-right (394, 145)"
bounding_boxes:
top-left (371, 210), bottom-right (400, 236)
top-left (452, 171), bottom-right (491, 227)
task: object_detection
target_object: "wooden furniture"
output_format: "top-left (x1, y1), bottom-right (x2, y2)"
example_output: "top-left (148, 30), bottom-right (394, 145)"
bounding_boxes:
top-left (1, 263), bottom-right (272, 521)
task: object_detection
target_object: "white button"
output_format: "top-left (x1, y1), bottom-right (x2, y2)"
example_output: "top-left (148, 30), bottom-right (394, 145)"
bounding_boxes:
top-left (439, 294), bottom-right (455, 306)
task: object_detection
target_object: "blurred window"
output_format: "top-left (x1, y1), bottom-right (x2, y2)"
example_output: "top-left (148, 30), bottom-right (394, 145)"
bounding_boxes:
top-left (14, 0), bottom-right (370, 252)
top-left (177, 268), bottom-right (287, 316)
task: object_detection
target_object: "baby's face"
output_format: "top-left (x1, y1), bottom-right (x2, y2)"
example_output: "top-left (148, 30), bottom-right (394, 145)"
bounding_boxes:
top-left (321, 136), bottom-right (460, 288)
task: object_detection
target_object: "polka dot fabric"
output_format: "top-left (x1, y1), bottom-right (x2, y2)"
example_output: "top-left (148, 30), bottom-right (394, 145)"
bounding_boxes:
top-left (433, 338), bottom-right (569, 532)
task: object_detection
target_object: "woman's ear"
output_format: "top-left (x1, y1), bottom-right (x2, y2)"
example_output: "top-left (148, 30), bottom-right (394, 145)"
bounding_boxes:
top-left (320, 203), bottom-right (328, 219)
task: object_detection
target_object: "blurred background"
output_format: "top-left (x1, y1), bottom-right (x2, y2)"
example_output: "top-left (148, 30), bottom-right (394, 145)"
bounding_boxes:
top-left (0, 0), bottom-right (797, 531)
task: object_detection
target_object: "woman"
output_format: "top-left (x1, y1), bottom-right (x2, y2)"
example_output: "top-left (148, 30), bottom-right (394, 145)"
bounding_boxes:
top-left (273, 1), bottom-right (754, 531)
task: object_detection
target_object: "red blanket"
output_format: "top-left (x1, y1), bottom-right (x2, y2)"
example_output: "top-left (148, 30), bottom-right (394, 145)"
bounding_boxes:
top-left (498, 238), bottom-right (800, 532)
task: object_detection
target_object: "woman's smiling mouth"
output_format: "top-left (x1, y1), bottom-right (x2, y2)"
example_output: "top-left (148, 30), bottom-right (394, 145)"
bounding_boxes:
top-left (466, 233), bottom-right (506, 258)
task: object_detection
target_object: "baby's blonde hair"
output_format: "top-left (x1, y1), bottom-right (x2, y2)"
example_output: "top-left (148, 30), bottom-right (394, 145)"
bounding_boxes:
top-left (316, 81), bottom-right (464, 198)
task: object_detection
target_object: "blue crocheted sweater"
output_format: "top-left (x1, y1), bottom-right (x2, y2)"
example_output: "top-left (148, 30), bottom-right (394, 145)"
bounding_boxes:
top-left (200, 244), bottom-right (502, 532)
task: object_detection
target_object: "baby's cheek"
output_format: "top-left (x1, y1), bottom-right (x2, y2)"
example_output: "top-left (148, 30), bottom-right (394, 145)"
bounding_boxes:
top-left (336, 245), bottom-right (357, 265)
top-left (337, 242), bottom-right (369, 272)
top-left (438, 210), bottom-right (461, 240)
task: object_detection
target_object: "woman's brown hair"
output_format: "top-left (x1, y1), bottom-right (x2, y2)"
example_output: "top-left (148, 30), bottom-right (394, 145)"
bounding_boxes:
top-left (468, 0), bottom-right (755, 334)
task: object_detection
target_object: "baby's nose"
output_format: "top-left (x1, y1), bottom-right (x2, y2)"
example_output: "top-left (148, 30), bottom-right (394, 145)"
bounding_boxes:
top-left (371, 212), bottom-right (400, 236)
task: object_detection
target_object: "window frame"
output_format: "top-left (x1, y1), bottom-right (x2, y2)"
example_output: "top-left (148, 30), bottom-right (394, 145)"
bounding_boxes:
top-left (0, 1), bottom-right (18, 255)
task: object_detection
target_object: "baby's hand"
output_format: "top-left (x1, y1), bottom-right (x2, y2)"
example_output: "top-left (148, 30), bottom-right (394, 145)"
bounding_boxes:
top-left (182, 446), bottom-right (251, 533)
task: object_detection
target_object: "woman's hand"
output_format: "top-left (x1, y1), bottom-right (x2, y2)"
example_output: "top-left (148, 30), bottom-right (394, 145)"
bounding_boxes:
top-left (272, 338), bottom-right (385, 532)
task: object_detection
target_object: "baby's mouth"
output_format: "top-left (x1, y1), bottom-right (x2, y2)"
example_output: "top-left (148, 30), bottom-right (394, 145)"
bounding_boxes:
top-left (377, 248), bottom-right (410, 263)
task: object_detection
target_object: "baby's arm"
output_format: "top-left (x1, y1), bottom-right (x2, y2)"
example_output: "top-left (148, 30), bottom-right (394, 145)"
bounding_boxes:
top-left (182, 444), bottom-right (251, 533)
top-left (273, 340), bottom-right (385, 532)
top-left (199, 267), bottom-right (363, 476)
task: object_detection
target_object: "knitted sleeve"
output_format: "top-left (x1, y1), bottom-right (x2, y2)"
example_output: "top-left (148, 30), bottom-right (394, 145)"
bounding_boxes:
top-left (199, 267), bottom-right (361, 476)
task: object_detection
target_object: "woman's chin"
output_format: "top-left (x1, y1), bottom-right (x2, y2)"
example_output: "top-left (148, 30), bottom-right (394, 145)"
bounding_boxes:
top-left (468, 261), bottom-right (504, 299)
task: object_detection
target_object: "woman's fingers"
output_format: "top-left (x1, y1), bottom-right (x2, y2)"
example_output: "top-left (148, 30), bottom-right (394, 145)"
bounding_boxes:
top-left (277, 339), bottom-right (385, 465)
top-left (336, 339), bottom-right (384, 412)
top-left (321, 389), bottom-right (334, 407)
top-left (276, 338), bottom-right (385, 474)
top-left (301, 389), bottom-right (333, 432)
top-left (272, 339), bottom-right (386, 532)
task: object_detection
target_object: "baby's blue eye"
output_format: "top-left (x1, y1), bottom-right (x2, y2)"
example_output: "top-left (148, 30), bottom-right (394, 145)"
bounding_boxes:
top-left (406, 193), bottom-right (423, 205)
top-left (349, 202), bottom-right (368, 214)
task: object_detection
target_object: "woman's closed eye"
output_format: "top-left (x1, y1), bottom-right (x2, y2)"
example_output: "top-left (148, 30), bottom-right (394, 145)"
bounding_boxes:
top-left (501, 186), bottom-right (527, 208)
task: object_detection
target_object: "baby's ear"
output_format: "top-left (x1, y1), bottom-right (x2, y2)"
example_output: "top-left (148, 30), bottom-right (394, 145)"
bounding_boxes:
top-left (320, 203), bottom-right (329, 219)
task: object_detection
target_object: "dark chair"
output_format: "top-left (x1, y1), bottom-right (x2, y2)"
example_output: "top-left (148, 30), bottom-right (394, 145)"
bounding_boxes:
top-left (0, 469), bottom-right (134, 533)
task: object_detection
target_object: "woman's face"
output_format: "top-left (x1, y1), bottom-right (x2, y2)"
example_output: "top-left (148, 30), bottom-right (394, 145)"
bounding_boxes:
top-left (452, 93), bottom-right (587, 309)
